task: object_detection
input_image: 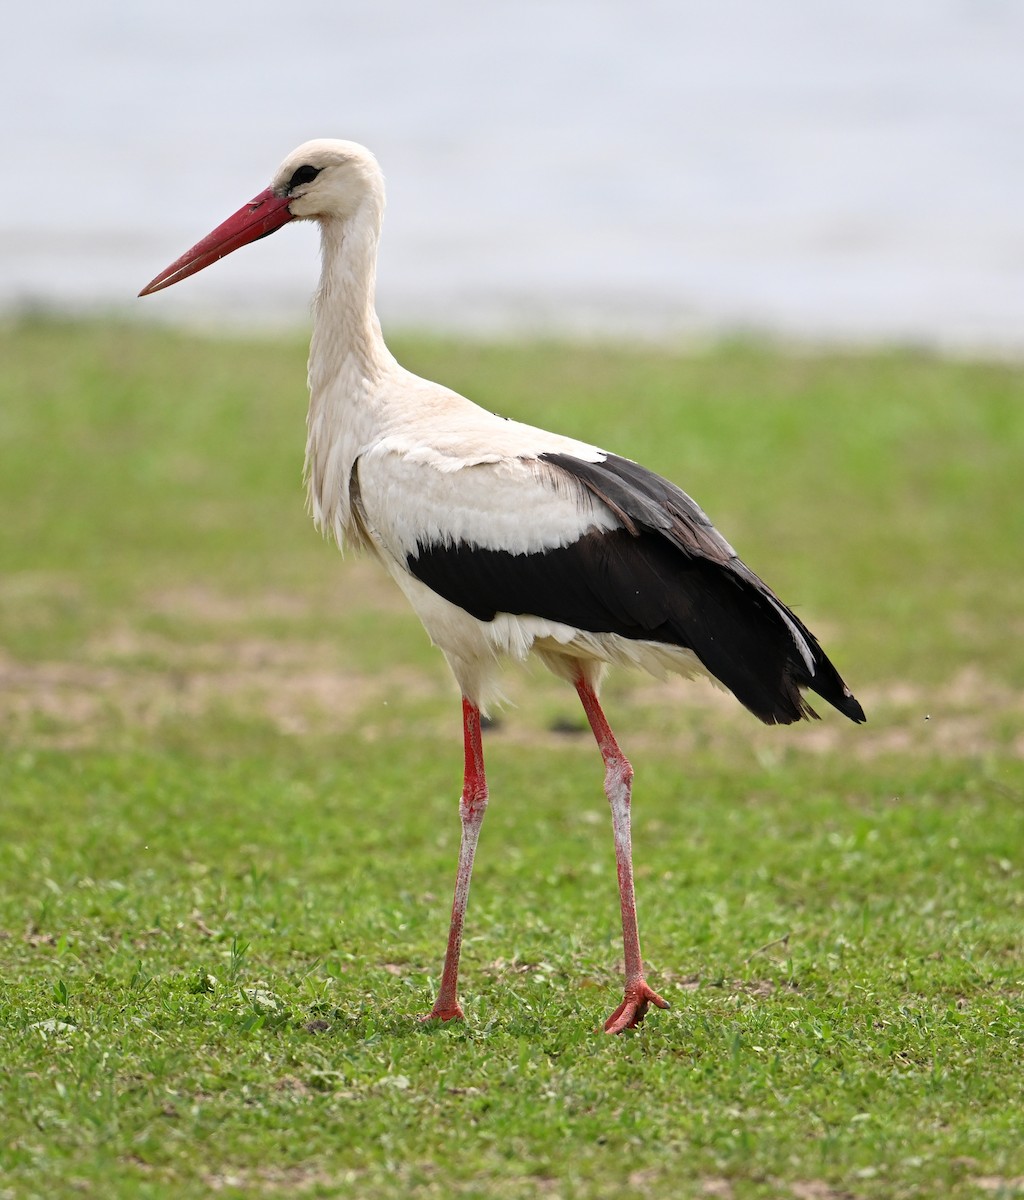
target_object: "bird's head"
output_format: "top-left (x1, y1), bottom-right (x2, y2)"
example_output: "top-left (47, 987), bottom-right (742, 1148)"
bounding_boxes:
top-left (139, 139), bottom-right (384, 297)
top-left (273, 139), bottom-right (384, 221)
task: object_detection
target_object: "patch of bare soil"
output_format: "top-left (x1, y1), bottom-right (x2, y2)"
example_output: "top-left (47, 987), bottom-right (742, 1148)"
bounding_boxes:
top-left (0, 629), bottom-right (445, 749)
top-left (1, 577), bottom-right (1019, 759)
top-left (971, 1178), bottom-right (1024, 1195)
top-left (790, 1184), bottom-right (860, 1200)
top-left (596, 665), bottom-right (1024, 762)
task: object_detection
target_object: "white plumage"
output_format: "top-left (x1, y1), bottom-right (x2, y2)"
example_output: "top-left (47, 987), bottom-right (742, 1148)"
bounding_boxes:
top-left (141, 139), bottom-right (864, 1033)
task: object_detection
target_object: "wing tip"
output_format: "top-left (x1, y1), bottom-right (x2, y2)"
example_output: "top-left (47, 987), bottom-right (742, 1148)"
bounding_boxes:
top-left (808, 676), bottom-right (867, 725)
top-left (838, 690), bottom-right (868, 724)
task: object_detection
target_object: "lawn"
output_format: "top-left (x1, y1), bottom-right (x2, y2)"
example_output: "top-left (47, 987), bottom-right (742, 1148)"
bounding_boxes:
top-left (0, 318), bottom-right (1022, 1198)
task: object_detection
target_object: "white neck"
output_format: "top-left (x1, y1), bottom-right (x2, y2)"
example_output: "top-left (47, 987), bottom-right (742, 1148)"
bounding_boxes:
top-left (308, 202), bottom-right (394, 390)
top-left (304, 197), bottom-right (397, 549)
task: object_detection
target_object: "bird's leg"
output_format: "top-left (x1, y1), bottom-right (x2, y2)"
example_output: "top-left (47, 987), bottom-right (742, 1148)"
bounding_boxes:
top-left (423, 696), bottom-right (488, 1023)
top-left (575, 674), bottom-right (670, 1034)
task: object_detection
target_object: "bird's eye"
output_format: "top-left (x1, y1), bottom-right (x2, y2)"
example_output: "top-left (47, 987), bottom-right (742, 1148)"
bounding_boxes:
top-left (288, 165), bottom-right (321, 190)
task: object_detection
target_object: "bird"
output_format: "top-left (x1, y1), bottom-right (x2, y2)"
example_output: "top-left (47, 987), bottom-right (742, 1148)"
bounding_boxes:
top-left (140, 139), bottom-right (865, 1034)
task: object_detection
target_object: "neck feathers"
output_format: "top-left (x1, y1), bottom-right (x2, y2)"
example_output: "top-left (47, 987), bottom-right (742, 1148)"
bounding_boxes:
top-left (310, 205), bottom-right (391, 383)
top-left (305, 197), bottom-right (395, 549)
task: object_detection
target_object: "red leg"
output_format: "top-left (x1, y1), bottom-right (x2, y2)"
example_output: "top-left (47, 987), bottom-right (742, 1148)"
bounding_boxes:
top-left (575, 674), bottom-right (670, 1034)
top-left (423, 697), bottom-right (488, 1023)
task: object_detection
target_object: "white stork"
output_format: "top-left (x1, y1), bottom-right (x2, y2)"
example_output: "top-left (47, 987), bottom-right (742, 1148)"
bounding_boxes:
top-left (140, 140), bottom-right (865, 1034)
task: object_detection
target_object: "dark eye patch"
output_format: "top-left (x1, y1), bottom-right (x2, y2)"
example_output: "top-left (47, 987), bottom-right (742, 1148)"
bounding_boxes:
top-left (288, 164), bottom-right (321, 190)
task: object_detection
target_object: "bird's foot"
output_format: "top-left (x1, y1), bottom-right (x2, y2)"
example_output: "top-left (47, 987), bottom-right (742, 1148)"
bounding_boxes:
top-left (603, 979), bottom-right (670, 1034)
top-left (419, 1002), bottom-right (465, 1024)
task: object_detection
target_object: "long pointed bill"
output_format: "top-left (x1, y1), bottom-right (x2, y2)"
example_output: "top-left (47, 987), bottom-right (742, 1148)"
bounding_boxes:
top-left (139, 187), bottom-right (294, 296)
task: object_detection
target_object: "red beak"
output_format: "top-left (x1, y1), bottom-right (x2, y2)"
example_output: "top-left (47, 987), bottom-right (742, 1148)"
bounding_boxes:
top-left (139, 187), bottom-right (294, 296)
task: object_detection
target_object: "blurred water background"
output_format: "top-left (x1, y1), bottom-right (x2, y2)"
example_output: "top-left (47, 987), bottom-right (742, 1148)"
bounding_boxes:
top-left (2, 0), bottom-right (1022, 351)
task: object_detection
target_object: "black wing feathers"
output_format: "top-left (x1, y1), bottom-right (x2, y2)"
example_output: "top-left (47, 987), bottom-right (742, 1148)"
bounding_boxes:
top-left (406, 452), bottom-right (865, 727)
top-left (547, 452), bottom-right (735, 563)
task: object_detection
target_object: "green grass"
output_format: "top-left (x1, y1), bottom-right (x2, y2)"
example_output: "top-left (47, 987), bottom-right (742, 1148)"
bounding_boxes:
top-left (1, 317), bottom-right (1023, 1198)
